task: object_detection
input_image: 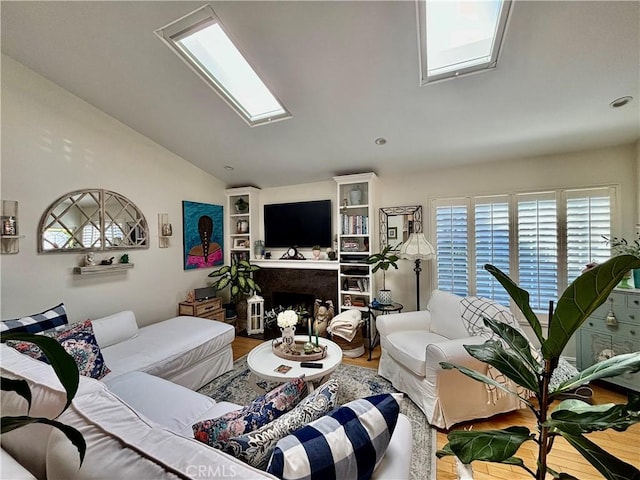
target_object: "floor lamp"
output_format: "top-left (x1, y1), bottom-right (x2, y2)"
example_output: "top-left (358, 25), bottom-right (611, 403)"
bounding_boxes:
top-left (399, 232), bottom-right (435, 311)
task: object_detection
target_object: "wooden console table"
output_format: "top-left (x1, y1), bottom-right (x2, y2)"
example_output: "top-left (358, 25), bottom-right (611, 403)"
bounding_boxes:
top-left (178, 297), bottom-right (224, 322)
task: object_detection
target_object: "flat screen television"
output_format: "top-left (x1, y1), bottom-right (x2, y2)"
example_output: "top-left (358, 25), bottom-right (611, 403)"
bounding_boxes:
top-left (264, 200), bottom-right (332, 248)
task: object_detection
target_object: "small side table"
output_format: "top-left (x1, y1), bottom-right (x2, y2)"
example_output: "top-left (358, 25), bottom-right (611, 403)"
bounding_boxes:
top-left (367, 302), bottom-right (403, 361)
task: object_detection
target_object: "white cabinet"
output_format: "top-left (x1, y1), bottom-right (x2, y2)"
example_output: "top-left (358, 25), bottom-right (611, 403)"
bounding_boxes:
top-left (334, 173), bottom-right (377, 313)
top-left (226, 187), bottom-right (260, 264)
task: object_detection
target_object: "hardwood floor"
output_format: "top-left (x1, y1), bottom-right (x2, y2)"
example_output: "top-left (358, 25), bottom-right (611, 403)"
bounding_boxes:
top-left (232, 336), bottom-right (640, 479)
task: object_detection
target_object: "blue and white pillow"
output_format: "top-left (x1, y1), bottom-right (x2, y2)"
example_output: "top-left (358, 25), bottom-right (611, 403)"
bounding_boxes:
top-left (267, 393), bottom-right (402, 480)
top-left (0, 303), bottom-right (68, 335)
top-left (223, 378), bottom-right (339, 470)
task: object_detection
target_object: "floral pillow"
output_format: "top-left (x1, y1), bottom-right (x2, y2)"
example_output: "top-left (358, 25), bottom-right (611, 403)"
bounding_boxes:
top-left (193, 376), bottom-right (307, 448)
top-left (8, 320), bottom-right (111, 380)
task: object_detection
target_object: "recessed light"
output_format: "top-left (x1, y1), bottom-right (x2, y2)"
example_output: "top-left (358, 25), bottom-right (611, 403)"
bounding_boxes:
top-left (374, 138), bottom-right (387, 146)
top-left (610, 96), bottom-right (633, 108)
top-left (224, 165), bottom-right (234, 171)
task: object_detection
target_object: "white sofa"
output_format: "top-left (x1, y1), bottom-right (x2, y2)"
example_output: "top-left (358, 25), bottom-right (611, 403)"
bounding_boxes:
top-left (1, 313), bottom-right (413, 479)
top-left (376, 290), bottom-right (523, 429)
top-left (91, 310), bottom-right (235, 390)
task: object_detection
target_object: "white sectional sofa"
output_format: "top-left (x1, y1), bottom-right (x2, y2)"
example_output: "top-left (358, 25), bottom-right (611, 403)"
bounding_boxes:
top-left (90, 311), bottom-right (235, 390)
top-left (1, 311), bottom-right (413, 479)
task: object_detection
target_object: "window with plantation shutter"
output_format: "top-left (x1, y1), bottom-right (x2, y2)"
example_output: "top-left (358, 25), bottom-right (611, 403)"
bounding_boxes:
top-left (475, 198), bottom-right (510, 305)
top-left (566, 189), bottom-right (612, 283)
top-left (431, 186), bottom-right (617, 312)
top-left (517, 193), bottom-right (558, 311)
top-left (435, 202), bottom-right (469, 296)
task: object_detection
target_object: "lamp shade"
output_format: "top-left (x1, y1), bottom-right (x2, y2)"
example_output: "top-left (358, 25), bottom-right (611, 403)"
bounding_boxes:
top-left (399, 233), bottom-right (435, 261)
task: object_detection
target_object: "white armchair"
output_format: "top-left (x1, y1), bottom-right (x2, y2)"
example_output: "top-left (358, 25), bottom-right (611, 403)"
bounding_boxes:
top-left (376, 290), bottom-right (523, 429)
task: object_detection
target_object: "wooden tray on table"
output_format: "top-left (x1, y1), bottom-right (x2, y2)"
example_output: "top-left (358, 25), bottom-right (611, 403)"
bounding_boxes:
top-left (271, 339), bottom-right (327, 362)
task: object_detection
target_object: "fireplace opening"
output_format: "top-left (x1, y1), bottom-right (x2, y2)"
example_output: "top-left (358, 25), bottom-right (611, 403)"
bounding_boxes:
top-left (271, 291), bottom-right (315, 315)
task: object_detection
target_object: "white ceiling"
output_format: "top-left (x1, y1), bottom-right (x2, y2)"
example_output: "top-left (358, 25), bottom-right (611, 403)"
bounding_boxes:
top-left (2, 1), bottom-right (639, 188)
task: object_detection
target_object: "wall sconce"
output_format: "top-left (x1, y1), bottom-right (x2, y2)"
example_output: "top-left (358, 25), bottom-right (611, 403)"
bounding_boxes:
top-left (158, 213), bottom-right (172, 248)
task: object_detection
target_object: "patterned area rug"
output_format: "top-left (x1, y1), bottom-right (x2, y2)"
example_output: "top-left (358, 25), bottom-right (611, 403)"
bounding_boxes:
top-left (198, 356), bottom-right (436, 480)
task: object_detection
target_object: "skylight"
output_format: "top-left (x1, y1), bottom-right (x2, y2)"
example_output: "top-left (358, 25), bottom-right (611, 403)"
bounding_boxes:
top-left (417, 0), bottom-right (512, 84)
top-left (156, 5), bottom-right (290, 127)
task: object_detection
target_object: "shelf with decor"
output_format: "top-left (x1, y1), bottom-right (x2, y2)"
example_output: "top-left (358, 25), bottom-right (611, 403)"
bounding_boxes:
top-left (1, 200), bottom-right (24, 254)
top-left (334, 172), bottom-right (377, 313)
top-left (226, 187), bottom-right (260, 265)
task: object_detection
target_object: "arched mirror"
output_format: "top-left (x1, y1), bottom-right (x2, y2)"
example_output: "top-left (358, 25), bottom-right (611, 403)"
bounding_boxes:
top-left (379, 205), bottom-right (422, 250)
top-left (39, 189), bottom-right (149, 253)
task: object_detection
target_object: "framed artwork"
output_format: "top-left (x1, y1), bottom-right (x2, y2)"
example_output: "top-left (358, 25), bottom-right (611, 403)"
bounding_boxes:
top-left (387, 227), bottom-right (398, 239)
top-left (182, 201), bottom-right (224, 270)
top-left (234, 238), bottom-right (248, 248)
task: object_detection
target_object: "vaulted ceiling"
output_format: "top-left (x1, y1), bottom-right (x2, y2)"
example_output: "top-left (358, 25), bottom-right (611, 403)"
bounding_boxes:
top-left (2, 1), bottom-right (638, 188)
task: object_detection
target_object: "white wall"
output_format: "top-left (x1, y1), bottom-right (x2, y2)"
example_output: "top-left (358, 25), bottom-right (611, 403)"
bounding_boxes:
top-left (1, 55), bottom-right (227, 326)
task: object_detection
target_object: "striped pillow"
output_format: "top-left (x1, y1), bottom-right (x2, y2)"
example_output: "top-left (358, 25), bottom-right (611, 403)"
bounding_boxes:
top-left (0, 303), bottom-right (68, 335)
top-left (267, 393), bottom-right (402, 480)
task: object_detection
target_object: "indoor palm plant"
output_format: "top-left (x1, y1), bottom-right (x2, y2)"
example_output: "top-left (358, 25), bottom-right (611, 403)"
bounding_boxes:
top-left (365, 244), bottom-right (399, 305)
top-left (437, 255), bottom-right (640, 480)
top-left (1, 333), bottom-right (86, 464)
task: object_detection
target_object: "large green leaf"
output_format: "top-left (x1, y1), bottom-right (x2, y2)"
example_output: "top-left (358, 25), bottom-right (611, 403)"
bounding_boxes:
top-left (207, 265), bottom-right (230, 277)
top-left (1, 333), bottom-right (78, 412)
top-left (543, 255), bottom-right (640, 359)
top-left (483, 317), bottom-right (542, 374)
top-left (484, 264), bottom-right (544, 344)
top-left (437, 426), bottom-right (533, 464)
top-left (1, 416), bottom-right (86, 464)
top-left (552, 352), bottom-right (640, 394)
top-left (1, 377), bottom-right (32, 411)
top-left (559, 431), bottom-right (640, 480)
top-left (546, 394), bottom-right (640, 435)
top-left (464, 340), bottom-right (540, 393)
top-left (440, 362), bottom-right (533, 407)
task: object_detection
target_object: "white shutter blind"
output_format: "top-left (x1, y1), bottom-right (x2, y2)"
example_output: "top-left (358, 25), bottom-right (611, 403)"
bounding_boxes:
top-left (566, 188), bottom-right (612, 283)
top-left (475, 198), bottom-right (510, 305)
top-left (517, 193), bottom-right (557, 311)
top-left (435, 201), bottom-right (469, 296)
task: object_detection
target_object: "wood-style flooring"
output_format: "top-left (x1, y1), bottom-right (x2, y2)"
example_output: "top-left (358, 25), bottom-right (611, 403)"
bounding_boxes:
top-left (232, 335), bottom-right (640, 479)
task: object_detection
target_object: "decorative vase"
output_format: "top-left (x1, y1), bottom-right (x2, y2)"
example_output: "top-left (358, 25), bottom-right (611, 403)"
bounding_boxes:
top-left (237, 219), bottom-right (249, 234)
top-left (633, 269), bottom-right (640, 289)
top-left (377, 289), bottom-right (392, 305)
top-left (349, 186), bottom-right (362, 206)
top-left (281, 326), bottom-right (295, 350)
top-left (254, 240), bottom-right (265, 259)
top-left (619, 271), bottom-right (633, 289)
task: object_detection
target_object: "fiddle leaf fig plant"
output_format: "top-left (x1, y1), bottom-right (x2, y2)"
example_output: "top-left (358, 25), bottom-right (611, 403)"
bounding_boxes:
top-left (437, 255), bottom-right (640, 480)
top-left (208, 257), bottom-right (261, 304)
top-left (1, 333), bottom-right (86, 464)
top-left (365, 244), bottom-right (400, 290)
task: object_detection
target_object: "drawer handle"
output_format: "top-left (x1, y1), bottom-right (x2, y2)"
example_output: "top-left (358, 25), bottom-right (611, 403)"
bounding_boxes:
top-left (631, 330), bottom-right (636, 335)
top-left (634, 300), bottom-right (639, 306)
top-left (589, 322), bottom-right (594, 327)
top-left (629, 315), bottom-right (635, 320)
top-left (204, 306), bottom-right (215, 311)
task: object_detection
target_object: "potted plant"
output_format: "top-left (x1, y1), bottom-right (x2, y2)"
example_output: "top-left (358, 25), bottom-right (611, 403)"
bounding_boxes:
top-left (1, 333), bottom-right (86, 465)
top-left (365, 245), bottom-right (400, 305)
top-left (208, 257), bottom-right (261, 324)
top-left (603, 233), bottom-right (640, 287)
top-left (234, 197), bottom-right (249, 214)
top-left (437, 255), bottom-right (640, 480)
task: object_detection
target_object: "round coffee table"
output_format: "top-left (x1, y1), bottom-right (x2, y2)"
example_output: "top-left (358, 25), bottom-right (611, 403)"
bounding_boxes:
top-left (247, 335), bottom-right (343, 393)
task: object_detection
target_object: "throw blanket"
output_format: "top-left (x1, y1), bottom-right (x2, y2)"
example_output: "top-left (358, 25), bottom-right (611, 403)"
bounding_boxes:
top-left (460, 297), bottom-right (532, 404)
top-left (327, 309), bottom-right (362, 342)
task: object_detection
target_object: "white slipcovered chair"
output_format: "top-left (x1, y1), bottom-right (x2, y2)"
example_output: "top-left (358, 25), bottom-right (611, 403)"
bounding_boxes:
top-left (376, 290), bottom-right (524, 429)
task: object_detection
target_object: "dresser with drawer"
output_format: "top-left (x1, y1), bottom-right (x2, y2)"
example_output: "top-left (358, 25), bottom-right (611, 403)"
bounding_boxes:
top-left (178, 297), bottom-right (225, 322)
top-left (576, 288), bottom-right (639, 392)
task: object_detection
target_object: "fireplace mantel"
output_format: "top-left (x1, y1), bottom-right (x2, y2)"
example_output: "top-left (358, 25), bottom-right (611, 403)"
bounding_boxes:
top-left (253, 259), bottom-right (339, 271)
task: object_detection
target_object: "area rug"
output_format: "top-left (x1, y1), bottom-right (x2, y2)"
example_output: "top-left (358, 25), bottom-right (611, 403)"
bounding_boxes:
top-left (198, 356), bottom-right (436, 480)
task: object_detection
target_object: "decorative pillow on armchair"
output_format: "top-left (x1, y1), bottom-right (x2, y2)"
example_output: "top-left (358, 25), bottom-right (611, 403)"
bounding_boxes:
top-left (193, 376), bottom-right (308, 448)
top-left (267, 393), bottom-right (403, 480)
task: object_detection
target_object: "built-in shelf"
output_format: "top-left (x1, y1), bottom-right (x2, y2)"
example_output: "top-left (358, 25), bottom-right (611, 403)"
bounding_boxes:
top-left (73, 263), bottom-right (134, 275)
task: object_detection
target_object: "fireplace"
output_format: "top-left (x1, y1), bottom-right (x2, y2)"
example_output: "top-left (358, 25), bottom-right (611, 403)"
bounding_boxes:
top-left (254, 268), bottom-right (338, 313)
